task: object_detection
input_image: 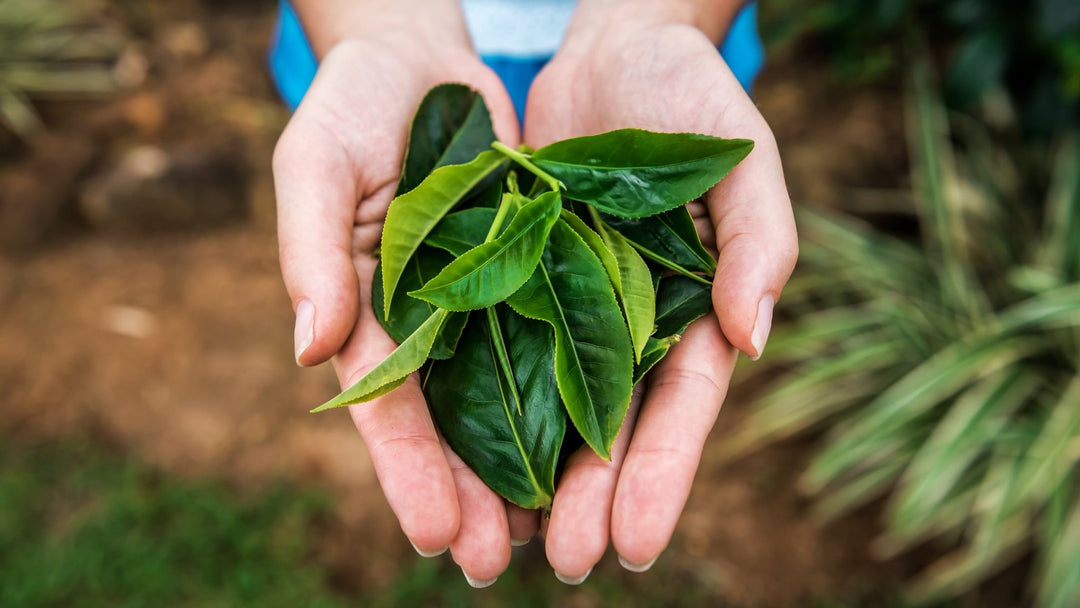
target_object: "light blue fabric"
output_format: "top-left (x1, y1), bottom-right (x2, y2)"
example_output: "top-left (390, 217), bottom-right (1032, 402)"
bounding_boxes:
top-left (268, 1), bottom-right (764, 120)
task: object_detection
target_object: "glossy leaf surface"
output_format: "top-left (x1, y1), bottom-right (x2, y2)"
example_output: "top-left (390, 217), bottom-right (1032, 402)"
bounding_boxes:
top-left (410, 191), bottom-right (562, 311)
top-left (371, 255), bottom-right (467, 360)
top-left (532, 129), bottom-right (753, 218)
top-left (601, 206), bottom-right (716, 275)
top-left (312, 309), bottom-right (450, 412)
top-left (426, 306), bottom-right (565, 508)
top-left (398, 84), bottom-right (497, 195)
top-left (381, 150), bottom-right (508, 317)
top-left (507, 221), bottom-right (634, 458)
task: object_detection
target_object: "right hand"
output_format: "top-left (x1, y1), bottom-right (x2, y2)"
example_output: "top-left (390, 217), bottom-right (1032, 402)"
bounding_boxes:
top-left (272, 3), bottom-right (526, 586)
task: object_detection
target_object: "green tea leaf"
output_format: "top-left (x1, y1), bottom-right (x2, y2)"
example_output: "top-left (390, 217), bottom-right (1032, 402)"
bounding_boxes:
top-left (653, 275), bottom-right (714, 337)
top-left (423, 208), bottom-right (496, 257)
top-left (531, 129), bottom-right (753, 218)
top-left (631, 276), bottom-right (713, 382)
top-left (557, 209), bottom-right (621, 293)
top-left (507, 221), bottom-right (634, 459)
top-left (597, 221), bottom-right (655, 363)
top-left (371, 255), bottom-right (467, 360)
top-left (398, 84), bottom-right (497, 195)
top-left (311, 309), bottom-right (450, 412)
top-left (601, 206), bottom-right (717, 275)
top-left (426, 307), bottom-right (566, 509)
top-left (410, 191), bottom-right (562, 311)
top-left (381, 150), bottom-right (508, 317)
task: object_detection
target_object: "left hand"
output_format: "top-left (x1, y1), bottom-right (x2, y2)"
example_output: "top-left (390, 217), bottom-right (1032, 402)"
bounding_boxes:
top-left (523, 1), bottom-right (798, 582)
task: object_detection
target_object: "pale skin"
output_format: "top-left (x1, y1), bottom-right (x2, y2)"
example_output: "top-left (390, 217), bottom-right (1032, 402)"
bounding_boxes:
top-left (274, 0), bottom-right (797, 587)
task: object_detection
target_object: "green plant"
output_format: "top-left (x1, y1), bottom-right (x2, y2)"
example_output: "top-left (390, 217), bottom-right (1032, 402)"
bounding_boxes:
top-left (730, 59), bottom-right (1080, 606)
top-left (761, 0), bottom-right (1080, 138)
top-left (0, 0), bottom-right (122, 137)
top-left (0, 437), bottom-right (346, 608)
top-left (312, 84), bottom-right (751, 509)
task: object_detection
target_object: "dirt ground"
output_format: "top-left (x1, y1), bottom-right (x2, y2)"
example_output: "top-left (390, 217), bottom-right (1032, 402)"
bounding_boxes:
top-left (0, 1), bottom-right (918, 605)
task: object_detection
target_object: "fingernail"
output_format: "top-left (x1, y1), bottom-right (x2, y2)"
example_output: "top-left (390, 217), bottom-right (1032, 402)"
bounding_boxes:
top-left (750, 294), bottom-right (774, 361)
top-left (554, 567), bottom-right (592, 585)
top-left (463, 571), bottom-right (498, 589)
top-left (618, 554), bottom-right (658, 573)
top-left (409, 540), bottom-right (447, 558)
top-left (293, 299), bottom-right (314, 364)
top-left (510, 537), bottom-right (531, 547)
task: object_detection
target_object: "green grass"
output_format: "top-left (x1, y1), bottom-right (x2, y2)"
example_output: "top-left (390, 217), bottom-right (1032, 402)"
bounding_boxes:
top-left (0, 433), bottom-right (907, 607)
top-left (0, 436), bottom-right (347, 608)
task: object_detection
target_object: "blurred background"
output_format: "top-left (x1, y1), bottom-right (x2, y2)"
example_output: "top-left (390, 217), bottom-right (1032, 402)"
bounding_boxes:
top-left (1, 0), bottom-right (1078, 606)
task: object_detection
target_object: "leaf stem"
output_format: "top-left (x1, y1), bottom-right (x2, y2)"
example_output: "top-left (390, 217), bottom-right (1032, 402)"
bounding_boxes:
top-left (485, 193), bottom-right (514, 242)
top-left (492, 141), bottom-right (563, 193)
top-left (486, 307), bottom-right (524, 415)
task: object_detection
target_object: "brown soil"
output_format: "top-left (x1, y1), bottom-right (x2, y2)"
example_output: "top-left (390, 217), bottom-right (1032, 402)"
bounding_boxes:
top-left (0, 2), bottom-right (918, 605)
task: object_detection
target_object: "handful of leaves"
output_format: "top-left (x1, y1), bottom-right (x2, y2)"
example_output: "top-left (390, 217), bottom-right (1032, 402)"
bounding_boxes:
top-left (313, 84), bottom-right (752, 509)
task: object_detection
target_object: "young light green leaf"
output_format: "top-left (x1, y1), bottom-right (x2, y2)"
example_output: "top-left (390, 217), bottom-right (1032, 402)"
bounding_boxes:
top-left (557, 209), bottom-right (622, 293)
top-left (426, 306), bottom-right (566, 509)
top-left (600, 206), bottom-right (717, 275)
top-left (531, 129), bottom-right (753, 218)
top-left (312, 309), bottom-right (450, 412)
top-left (410, 191), bottom-right (562, 311)
top-left (371, 255), bottom-right (468, 360)
top-left (381, 150), bottom-right (508, 317)
top-left (398, 83), bottom-right (497, 195)
top-left (634, 335), bottom-right (679, 385)
top-left (596, 221), bottom-right (655, 363)
top-left (507, 220), bottom-right (634, 459)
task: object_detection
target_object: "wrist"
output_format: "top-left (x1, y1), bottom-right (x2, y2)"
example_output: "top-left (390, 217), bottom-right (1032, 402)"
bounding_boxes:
top-left (562, 0), bottom-right (745, 49)
top-left (290, 0), bottom-right (473, 59)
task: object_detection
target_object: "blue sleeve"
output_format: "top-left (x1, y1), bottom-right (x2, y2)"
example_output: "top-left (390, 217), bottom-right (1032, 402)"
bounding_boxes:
top-left (268, 0), bottom-right (764, 120)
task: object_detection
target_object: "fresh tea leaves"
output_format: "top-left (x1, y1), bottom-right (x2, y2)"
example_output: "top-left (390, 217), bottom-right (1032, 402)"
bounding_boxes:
top-left (313, 84), bottom-right (750, 508)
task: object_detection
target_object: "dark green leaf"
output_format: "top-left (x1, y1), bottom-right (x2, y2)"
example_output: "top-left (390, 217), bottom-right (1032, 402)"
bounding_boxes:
top-left (410, 191), bottom-right (562, 311)
top-left (423, 208), bottom-right (496, 257)
top-left (381, 150), bottom-right (508, 317)
top-left (507, 221), bottom-right (634, 459)
top-left (426, 307), bottom-right (566, 509)
top-left (601, 206), bottom-right (716, 275)
top-left (398, 84), bottom-right (497, 195)
top-left (371, 256), bottom-right (467, 360)
top-left (312, 309), bottom-right (451, 412)
top-left (653, 275), bottom-right (714, 337)
top-left (631, 276), bottom-right (713, 382)
top-left (531, 129), bottom-right (753, 218)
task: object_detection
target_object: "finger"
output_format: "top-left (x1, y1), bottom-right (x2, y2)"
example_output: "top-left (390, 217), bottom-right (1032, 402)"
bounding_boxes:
top-left (333, 257), bottom-right (460, 555)
top-left (507, 504), bottom-right (540, 546)
top-left (274, 106), bottom-right (361, 367)
top-left (706, 112), bottom-right (797, 360)
top-left (444, 447), bottom-right (512, 588)
top-left (545, 391), bottom-right (642, 584)
top-left (611, 315), bottom-right (737, 570)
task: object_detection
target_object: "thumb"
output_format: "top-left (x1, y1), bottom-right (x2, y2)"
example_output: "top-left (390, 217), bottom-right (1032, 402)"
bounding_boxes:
top-left (708, 133), bottom-right (797, 360)
top-left (273, 114), bottom-right (362, 367)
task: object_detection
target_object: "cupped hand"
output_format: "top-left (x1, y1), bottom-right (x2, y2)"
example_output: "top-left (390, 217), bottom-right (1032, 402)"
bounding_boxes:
top-left (524, 14), bottom-right (798, 581)
top-left (272, 11), bottom-right (525, 585)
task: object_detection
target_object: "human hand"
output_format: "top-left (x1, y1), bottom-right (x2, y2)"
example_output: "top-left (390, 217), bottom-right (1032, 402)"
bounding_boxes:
top-left (523, 0), bottom-right (798, 582)
top-left (272, 0), bottom-right (529, 586)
